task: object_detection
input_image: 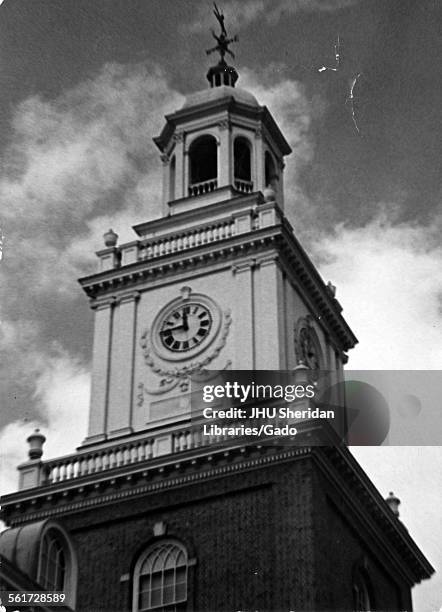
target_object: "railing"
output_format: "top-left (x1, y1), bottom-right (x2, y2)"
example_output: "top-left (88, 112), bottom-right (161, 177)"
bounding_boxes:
top-left (188, 179), bottom-right (218, 197)
top-left (38, 424), bottom-right (234, 486)
top-left (139, 219), bottom-right (236, 261)
top-left (234, 178), bottom-right (253, 193)
top-left (100, 202), bottom-right (282, 272)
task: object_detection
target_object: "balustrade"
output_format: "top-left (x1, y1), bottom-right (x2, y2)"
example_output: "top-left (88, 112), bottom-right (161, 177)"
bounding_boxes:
top-left (234, 178), bottom-right (253, 193)
top-left (188, 178), bottom-right (217, 196)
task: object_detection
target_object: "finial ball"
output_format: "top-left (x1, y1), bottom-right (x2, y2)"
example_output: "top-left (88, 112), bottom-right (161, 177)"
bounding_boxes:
top-left (263, 186), bottom-right (276, 203)
top-left (103, 229), bottom-right (118, 248)
top-left (27, 429), bottom-right (46, 460)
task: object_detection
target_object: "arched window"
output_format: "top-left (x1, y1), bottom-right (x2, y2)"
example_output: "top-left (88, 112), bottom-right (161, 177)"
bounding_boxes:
top-left (234, 137), bottom-right (252, 192)
top-left (133, 540), bottom-right (188, 612)
top-left (265, 151), bottom-right (278, 188)
top-left (353, 569), bottom-right (374, 611)
top-left (37, 524), bottom-right (77, 607)
top-left (169, 155), bottom-right (176, 201)
top-left (38, 531), bottom-right (66, 590)
top-left (189, 135), bottom-right (217, 195)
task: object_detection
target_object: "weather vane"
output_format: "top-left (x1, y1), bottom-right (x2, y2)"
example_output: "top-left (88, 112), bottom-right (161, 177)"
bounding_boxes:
top-left (318, 36), bottom-right (362, 133)
top-left (206, 3), bottom-right (238, 62)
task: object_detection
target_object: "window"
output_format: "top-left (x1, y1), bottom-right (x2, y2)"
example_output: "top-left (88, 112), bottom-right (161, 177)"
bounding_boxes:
top-left (134, 540), bottom-right (188, 612)
top-left (38, 531), bottom-right (66, 590)
top-left (169, 155), bottom-right (176, 201)
top-left (37, 523), bottom-right (77, 608)
top-left (234, 137), bottom-right (251, 182)
top-left (265, 151), bottom-right (278, 188)
top-left (189, 135), bottom-right (217, 186)
top-left (353, 569), bottom-right (373, 612)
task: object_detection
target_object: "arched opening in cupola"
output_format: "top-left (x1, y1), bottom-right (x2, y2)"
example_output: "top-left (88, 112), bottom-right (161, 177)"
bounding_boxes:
top-left (189, 135), bottom-right (218, 196)
top-left (234, 137), bottom-right (253, 193)
top-left (265, 150), bottom-right (278, 189)
top-left (169, 155), bottom-right (176, 201)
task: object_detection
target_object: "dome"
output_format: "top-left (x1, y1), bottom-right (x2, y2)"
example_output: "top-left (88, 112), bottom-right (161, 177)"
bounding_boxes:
top-left (182, 85), bottom-right (259, 109)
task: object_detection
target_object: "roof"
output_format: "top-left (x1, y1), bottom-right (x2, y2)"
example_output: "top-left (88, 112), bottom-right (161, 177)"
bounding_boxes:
top-left (154, 86), bottom-right (292, 157)
top-left (182, 85), bottom-right (259, 109)
top-left (0, 520), bottom-right (48, 578)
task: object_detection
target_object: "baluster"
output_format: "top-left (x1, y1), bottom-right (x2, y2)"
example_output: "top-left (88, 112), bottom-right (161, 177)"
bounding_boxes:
top-left (46, 465), bottom-right (54, 484)
top-left (130, 445), bottom-right (137, 463)
top-left (179, 431), bottom-right (187, 451)
top-left (137, 442), bottom-right (145, 462)
top-left (147, 439), bottom-right (154, 459)
top-left (95, 455), bottom-right (102, 472)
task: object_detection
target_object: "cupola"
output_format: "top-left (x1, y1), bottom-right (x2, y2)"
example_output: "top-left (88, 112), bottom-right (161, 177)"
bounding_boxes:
top-left (153, 6), bottom-right (291, 215)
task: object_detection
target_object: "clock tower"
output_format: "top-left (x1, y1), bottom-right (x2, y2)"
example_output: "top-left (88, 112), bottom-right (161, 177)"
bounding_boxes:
top-left (0, 13), bottom-right (433, 612)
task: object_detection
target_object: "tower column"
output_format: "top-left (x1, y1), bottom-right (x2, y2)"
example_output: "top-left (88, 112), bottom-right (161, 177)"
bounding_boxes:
top-left (174, 131), bottom-right (185, 201)
top-left (107, 292), bottom-right (140, 438)
top-left (161, 154), bottom-right (170, 215)
top-left (255, 129), bottom-right (265, 192)
top-left (232, 261), bottom-right (255, 369)
top-left (85, 298), bottom-right (115, 444)
top-left (218, 120), bottom-right (231, 188)
top-left (254, 256), bottom-right (285, 369)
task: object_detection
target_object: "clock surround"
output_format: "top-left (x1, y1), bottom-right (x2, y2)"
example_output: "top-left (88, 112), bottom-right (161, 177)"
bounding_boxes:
top-left (149, 288), bottom-right (222, 363)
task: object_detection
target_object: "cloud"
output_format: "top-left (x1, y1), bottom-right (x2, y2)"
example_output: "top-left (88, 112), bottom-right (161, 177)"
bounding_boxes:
top-left (0, 61), bottom-right (184, 482)
top-left (0, 352), bottom-right (90, 495)
top-left (239, 67), bottom-right (319, 222)
top-left (312, 212), bottom-right (442, 369)
top-left (186, 0), bottom-right (361, 32)
top-left (352, 446), bottom-right (442, 612)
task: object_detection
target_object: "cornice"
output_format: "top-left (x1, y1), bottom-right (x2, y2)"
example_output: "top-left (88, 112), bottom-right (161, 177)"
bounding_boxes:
top-left (313, 446), bottom-right (434, 584)
top-left (154, 97), bottom-right (291, 157)
top-left (79, 226), bottom-right (281, 297)
top-left (1, 445), bottom-right (310, 527)
top-left (80, 222), bottom-right (357, 351)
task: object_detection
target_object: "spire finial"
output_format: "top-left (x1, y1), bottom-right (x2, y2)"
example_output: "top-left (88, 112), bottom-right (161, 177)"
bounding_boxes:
top-left (206, 4), bottom-right (239, 88)
top-left (206, 3), bottom-right (238, 63)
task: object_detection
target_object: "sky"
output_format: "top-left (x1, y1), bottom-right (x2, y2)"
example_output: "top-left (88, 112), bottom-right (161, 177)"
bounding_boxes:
top-left (0, 0), bottom-right (441, 610)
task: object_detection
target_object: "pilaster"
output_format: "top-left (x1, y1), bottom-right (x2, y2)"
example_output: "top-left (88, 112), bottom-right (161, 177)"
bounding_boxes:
top-left (84, 298), bottom-right (115, 445)
top-left (231, 260), bottom-right (256, 369)
top-left (254, 128), bottom-right (265, 191)
top-left (161, 153), bottom-right (170, 214)
top-left (173, 131), bottom-right (185, 200)
top-left (108, 292), bottom-right (140, 438)
top-left (218, 119), bottom-right (231, 187)
top-left (254, 255), bottom-right (285, 369)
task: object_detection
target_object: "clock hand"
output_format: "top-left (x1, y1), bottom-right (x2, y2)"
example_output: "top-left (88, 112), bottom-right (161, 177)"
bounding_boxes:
top-left (160, 325), bottom-right (185, 334)
top-left (182, 309), bottom-right (189, 332)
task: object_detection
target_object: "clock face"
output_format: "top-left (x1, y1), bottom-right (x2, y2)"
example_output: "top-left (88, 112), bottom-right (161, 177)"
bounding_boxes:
top-left (159, 302), bottom-right (213, 353)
